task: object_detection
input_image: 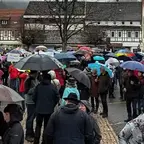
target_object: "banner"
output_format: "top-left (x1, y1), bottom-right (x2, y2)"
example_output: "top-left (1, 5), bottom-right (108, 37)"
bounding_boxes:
top-left (7, 53), bottom-right (21, 62)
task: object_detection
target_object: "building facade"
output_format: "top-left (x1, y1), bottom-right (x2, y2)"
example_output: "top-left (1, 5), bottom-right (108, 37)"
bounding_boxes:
top-left (0, 9), bottom-right (25, 46)
top-left (23, 1), bottom-right (142, 50)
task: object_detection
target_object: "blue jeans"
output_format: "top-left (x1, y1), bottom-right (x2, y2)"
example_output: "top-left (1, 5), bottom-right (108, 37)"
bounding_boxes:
top-left (26, 104), bottom-right (35, 137)
top-left (19, 92), bottom-right (25, 111)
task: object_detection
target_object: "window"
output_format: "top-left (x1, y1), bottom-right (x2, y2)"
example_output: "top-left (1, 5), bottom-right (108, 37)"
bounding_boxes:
top-left (135, 32), bottom-right (139, 38)
top-left (122, 21), bottom-right (125, 24)
top-left (111, 31), bottom-right (115, 37)
top-left (127, 31), bottom-right (131, 37)
top-left (1, 20), bottom-right (8, 25)
top-left (113, 21), bottom-right (116, 24)
top-left (118, 32), bottom-right (122, 37)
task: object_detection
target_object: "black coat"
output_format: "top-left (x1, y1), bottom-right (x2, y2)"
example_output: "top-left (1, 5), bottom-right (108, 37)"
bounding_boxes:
top-left (98, 72), bottom-right (110, 94)
top-left (2, 113), bottom-right (24, 144)
top-left (45, 104), bottom-right (93, 144)
top-left (3, 122), bottom-right (24, 144)
top-left (77, 83), bottom-right (90, 100)
top-left (0, 112), bottom-right (8, 137)
top-left (124, 75), bottom-right (141, 99)
top-left (33, 80), bottom-right (59, 114)
top-left (89, 115), bottom-right (101, 144)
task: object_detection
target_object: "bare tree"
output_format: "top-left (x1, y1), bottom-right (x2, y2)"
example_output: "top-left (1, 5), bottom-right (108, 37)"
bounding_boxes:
top-left (45, 0), bottom-right (93, 51)
top-left (82, 26), bottom-right (107, 46)
top-left (20, 20), bottom-right (45, 50)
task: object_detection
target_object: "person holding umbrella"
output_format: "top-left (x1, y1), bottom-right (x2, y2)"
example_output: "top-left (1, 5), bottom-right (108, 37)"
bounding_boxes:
top-left (98, 66), bottom-right (111, 118)
top-left (123, 70), bottom-right (141, 122)
top-left (25, 71), bottom-right (38, 142)
top-left (90, 69), bottom-right (99, 113)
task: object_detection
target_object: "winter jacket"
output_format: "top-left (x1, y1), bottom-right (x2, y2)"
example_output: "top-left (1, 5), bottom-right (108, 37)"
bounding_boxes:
top-left (89, 115), bottom-right (101, 144)
top-left (9, 65), bottom-right (19, 80)
top-left (33, 80), bottom-right (59, 114)
top-left (124, 75), bottom-right (141, 99)
top-left (80, 100), bottom-right (101, 144)
top-left (25, 77), bottom-right (39, 104)
top-left (0, 112), bottom-right (8, 137)
top-left (0, 70), bottom-right (4, 84)
top-left (44, 104), bottom-right (93, 144)
top-left (19, 73), bottom-right (28, 93)
top-left (61, 87), bottom-right (80, 106)
top-left (2, 111), bottom-right (24, 144)
top-left (55, 69), bottom-right (65, 86)
top-left (119, 114), bottom-right (144, 144)
top-left (90, 75), bottom-right (99, 98)
top-left (98, 72), bottom-right (110, 94)
top-left (77, 83), bottom-right (90, 100)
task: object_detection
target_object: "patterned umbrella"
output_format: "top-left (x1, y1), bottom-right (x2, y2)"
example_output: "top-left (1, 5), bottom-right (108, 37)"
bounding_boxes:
top-left (0, 85), bottom-right (24, 102)
top-left (115, 52), bottom-right (135, 57)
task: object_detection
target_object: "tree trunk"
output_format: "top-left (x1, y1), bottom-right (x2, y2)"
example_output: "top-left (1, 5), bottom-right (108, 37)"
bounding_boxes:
top-left (62, 38), bottom-right (67, 52)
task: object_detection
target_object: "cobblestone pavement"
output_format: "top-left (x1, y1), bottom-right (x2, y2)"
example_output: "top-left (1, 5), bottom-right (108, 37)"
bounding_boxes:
top-left (22, 111), bottom-right (118, 144)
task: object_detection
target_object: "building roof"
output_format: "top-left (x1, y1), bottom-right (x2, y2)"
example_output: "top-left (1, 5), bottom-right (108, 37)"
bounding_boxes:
top-left (24, 1), bottom-right (142, 21)
top-left (24, 1), bottom-right (85, 16)
top-left (0, 9), bottom-right (25, 20)
top-left (87, 2), bottom-right (142, 21)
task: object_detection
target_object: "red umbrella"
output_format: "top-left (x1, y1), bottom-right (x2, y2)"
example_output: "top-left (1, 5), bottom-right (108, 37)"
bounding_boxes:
top-left (79, 47), bottom-right (92, 51)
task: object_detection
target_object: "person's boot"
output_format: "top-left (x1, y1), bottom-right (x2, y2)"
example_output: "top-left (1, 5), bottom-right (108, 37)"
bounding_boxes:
top-left (91, 108), bottom-right (94, 112)
top-left (100, 112), bottom-right (104, 115)
top-left (124, 117), bottom-right (132, 122)
top-left (94, 109), bottom-right (98, 114)
top-left (102, 113), bottom-right (108, 118)
top-left (111, 94), bottom-right (115, 98)
top-left (25, 135), bottom-right (34, 142)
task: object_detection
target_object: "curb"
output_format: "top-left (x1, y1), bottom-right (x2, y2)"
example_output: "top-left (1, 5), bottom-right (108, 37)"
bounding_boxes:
top-left (94, 107), bottom-right (118, 144)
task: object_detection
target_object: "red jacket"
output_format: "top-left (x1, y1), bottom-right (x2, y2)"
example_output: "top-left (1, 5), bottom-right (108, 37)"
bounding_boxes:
top-left (9, 65), bottom-right (19, 79)
top-left (54, 69), bottom-right (65, 86)
top-left (19, 72), bottom-right (28, 93)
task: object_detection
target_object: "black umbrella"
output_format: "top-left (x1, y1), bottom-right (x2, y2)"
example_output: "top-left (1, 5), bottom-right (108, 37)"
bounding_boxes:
top-left (14, 54), bottom-right (63, 71)
top-left (66, 68), bottom-right (91, 88)
top-left (117, 56), bottom-right (133, 62)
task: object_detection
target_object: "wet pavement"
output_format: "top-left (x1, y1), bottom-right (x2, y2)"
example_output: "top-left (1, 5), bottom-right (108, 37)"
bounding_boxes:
top-left (107, 86), bottom-right (127, 135)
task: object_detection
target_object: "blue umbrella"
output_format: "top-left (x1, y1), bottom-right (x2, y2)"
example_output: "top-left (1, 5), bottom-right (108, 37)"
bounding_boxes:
top-left (120, 61), bottom-right (144, 72)
top-left (93, 56), bottom-right (105, 61)
top-left (54, 52), bottom-right (76, 62)
top-left (106, 52), bottom-right (117, 58)
top-left (88, 61), bottom-right (113, 77)
top-left (9, 49), bottom-right (23, 54)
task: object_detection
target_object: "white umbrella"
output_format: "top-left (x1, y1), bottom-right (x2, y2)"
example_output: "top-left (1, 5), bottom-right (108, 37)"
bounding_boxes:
top-left (35, 45), bottom-right (47, 52)
top-left (105, 58), bottom-right (120, 66)
top-left (0, 85), bottom-right (24, 102)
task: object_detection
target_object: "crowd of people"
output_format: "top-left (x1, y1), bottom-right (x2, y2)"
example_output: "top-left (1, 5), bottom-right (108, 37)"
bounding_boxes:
top-left (1, 49), bottom-right (144, 144)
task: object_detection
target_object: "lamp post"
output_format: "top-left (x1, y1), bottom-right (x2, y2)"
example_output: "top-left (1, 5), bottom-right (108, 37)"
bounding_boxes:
top-left (141, 0), bottom-right (144, 51)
